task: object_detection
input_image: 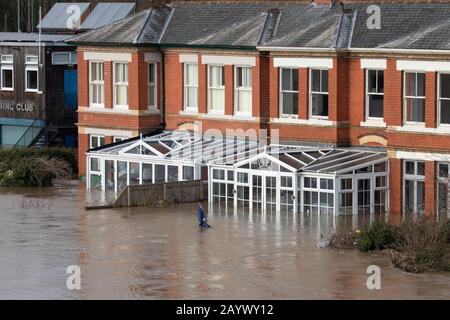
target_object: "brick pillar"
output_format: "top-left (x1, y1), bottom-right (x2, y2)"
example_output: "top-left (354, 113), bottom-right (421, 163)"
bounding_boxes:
top-left (269, 58), bottom-right (279, 119)
top-left (199, 61), bottom-right (207, 114)
top-left (385, 59), bottom-right (403, 126)
top-left (129, 53), bottom-right (139, 110)
top-left (299, 68), bottom-right (308, 119)
top-left (252, 58), bottom-right (261, 118)
top-left (425, 161), bottom-right (437, 217)
top-left (389, 158), bottom-right (402, 215)
top-left (78, 133), bottom-right (89, 177)
top-left (225, 65), bottom-right (234, 116)
top-left (104, 61), bottom-right (113, 108)
top-left (425, 72), bottom-right (437, 128)
top-left (328, 59), bottom-right (338, 122)
top-left (77, 51), bottom-right (88, 107)
top-left (105, 136), bottom-right (113, 145)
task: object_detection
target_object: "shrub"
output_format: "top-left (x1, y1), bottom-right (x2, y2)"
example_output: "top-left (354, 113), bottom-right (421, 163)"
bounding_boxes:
top-left (389, 217), bottom-right (450, 273)
top-left (357, 220), bottom-right (396, 252)
top-left (0, 148), bottom-right (76, 187)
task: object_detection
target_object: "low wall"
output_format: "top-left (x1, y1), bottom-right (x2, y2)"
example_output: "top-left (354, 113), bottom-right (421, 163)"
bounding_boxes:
top-left (113, 180), bottom-right (208, 208)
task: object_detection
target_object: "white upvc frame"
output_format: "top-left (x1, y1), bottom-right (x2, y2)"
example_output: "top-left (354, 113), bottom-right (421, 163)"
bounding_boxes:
top-left (207, 64), bottom-right (225, 114)
top-left (89, 61), bottom-right (105, 108)
top-left (183, 63), bottom-right (198, 112)
top-left (90, 135), bottom-right (105, 149)
top-left (148, 62), bottom-right (158, 111)
top-left (113, 61), bottom-right (129, 110)
top-left (302, 175), bottom-right (335, 215)
top-left (309, 68), bottom-right (329, 119)
top-left (365, 69), bottom-right (384, 121)
top-left (52, 51), bottom-right (77, 65)
top-left (234, 65), bottom-right (253, 116)
top-left (403, 71), bottom-right (426, 125)
top-left (279, 67), bottom-right (299, 118)
top-left (113, 136), bottom-right (127, 143)
top-left (1, 54), bottom-right (14, 91)
top-left (402, 159), bottom-right (426, 215)
top-left (436, 161), bottom-right (450, 220)
top-left (437, 72), bottom-right (450, 127)
top-left (25, 55), bottom-right (39, 93)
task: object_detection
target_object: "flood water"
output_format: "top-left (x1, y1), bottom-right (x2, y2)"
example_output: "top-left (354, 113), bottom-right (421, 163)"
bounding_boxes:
top-left (0, 182), bottom-right (449, 300)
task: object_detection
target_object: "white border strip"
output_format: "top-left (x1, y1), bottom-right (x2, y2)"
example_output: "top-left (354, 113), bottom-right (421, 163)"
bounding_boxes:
top-left (396, 150), bottom-right (450, 162)
top-left (273, 57), bottom-right (333, 69)
top-left (81, 127), bottom-right (133, 138)
top-left (202, 55), bottom-right (256, 66)
top-left (179, 54), bottom-right (198, 64)
top-left (84, 52), bottom-right (132, 62)
top-left (360, 59), bottom-right (386, 70)
top-left (397, 60), bottom-right (450, 72)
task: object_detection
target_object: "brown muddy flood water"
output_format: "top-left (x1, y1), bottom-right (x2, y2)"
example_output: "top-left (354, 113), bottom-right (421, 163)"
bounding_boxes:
top-left (0, 182), bottom-right (449, 300)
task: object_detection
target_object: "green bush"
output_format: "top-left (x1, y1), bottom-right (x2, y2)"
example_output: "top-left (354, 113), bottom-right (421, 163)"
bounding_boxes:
top-left (0, 148), bottom-right (77, 187)
top-left (357, 220), bottom-right (396, 252)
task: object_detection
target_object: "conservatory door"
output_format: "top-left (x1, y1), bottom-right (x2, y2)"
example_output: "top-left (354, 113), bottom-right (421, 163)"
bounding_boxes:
top-left (357, 178), bottom-right (372, 214)
top-left (266, 176), bottom-right (278, 213)
top-left (252, 175), bottom-right (263, 212)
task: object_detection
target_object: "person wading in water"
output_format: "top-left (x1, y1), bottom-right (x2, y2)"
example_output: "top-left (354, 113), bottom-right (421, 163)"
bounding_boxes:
top-left (198, 203), bottom-right (210, 229)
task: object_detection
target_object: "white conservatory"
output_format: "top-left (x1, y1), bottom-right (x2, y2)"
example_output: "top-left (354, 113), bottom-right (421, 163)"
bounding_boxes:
top-left (86, 131), bottom-right (389, 216)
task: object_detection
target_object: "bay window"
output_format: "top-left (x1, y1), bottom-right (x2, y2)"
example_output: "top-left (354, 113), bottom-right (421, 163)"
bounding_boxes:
top-left (1, 55), bottom-right (14, 90)
top-left (184, 63), bottom-right (198, 112)
top-left (403, 160), bottom-right (425, 214)
top-left (208, 65), bottom-right (225, 113)
top-left (148, 63), bottom-right (157, 110)
top-left (310, 69), bottom-right (329, 118)
top-left (89, 62), bottom-right (104, 107)
top-left (437, 162), bottom-right (450, 219)
top-left (438, 73), bottom-right (450, 125)
top-left (235, 66), bottom-right (252, 115)
top-left (280, 68), bottom-right (298, 116)
top-left (25, 55), bottom-right (39, 92)
top-left (404, 72), bottom-right (425, 124)
top-left (366, 69), bottom-right (384, 119)
top-left (114, 62), bottom-right (129, 109)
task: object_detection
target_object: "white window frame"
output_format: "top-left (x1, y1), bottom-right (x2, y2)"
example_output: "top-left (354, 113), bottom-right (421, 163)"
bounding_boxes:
top-left (402, 160), bottom-right (426, 214)
top-left (184, 63), bottom-right (198, 112)
top-left (90, 135), bottom-right (105, 149)
top-left (438, 72), bottom-right (450, 127)
top-left (207, 64), bottom-right (225, 114)
top-left (279, 68), bottom-right (299, 118)
top-left (52, 52), bottom-right (77, 65)
top-left (89, 61), bottom-right (104, 108)
top-left (113, 137), bottom-right (127, 143)
top-left (309, 68), bottom-right (329, 119)
top-left (113, 61), bottom-right (129, 110)
top-left (1, 55), bottom-right (14, 91)
top-left (148, 62), bottom-right (158, 111)
top-left (366, 69), bottom-right (384, 121)
top-left (25, 55), bottom-right (39, 93)
top-left (403, 71), bottom-right (426, 125)
top-left (234, 65), bottom-right (252, 116)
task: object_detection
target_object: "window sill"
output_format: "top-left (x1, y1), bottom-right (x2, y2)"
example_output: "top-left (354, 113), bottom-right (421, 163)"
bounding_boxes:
top-left (272, 117), bottom-right (333, 126)
top-left (146, 107), bottom-right (160, 115)
top-left (200, 113), bottom-right (257, 121)
top-left (1, 88), bottom-right (14, 92)
top-left (360, 120), bottom-right (387, 128)
top-left (180, 110), bottom-right (199, 116)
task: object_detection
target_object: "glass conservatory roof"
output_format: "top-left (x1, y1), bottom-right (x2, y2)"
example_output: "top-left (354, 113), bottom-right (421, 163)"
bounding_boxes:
top-left (88, 131), bottom-right (388, 174)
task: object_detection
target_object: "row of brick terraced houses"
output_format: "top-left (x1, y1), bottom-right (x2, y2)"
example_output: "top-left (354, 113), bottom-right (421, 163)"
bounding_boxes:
top-left (69, 1), bottom-right (450, 217)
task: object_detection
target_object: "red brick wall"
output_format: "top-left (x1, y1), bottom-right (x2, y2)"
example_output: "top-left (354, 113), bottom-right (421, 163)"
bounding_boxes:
top-left (78, 51), bottom-right (88, 107)
top-left (425, 72), bottom-right (437, 128)
top-left (225, 65), bottom-right (234, 116)
top-left (78, 133), bottom-right (89, 177)
top-left (384, 59), bottom-right (403, 126)
top-left (389, 158), bottom-right (402, 214)
top-left (104, 61), bottom-right (113, 108)
top-left (299, 68), bottom-right (308, 119)
top-left (269, 57), bottom-right (279, 119)
top-left (425, 161), bottom-right (437, 217)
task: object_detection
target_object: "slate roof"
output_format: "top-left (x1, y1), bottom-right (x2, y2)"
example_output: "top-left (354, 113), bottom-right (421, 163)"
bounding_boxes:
top-left (0, 32), bottom-right (73, 43)
top-left (80, 3), bottom-right (136, 30)
top-left (348, 3), bottom-right (450, 50)
top-left (67, 2), bottom-right (450, 51)
top-left (37, 3), bottom-right (90, 31)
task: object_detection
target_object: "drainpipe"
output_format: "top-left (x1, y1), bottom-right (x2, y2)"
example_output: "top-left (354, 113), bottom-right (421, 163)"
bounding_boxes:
top-left (161, 51), bottom-right (166, 131)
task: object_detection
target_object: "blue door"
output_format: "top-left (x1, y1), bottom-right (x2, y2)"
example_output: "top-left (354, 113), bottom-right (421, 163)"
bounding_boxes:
top-left (64, 70), bottom-right (78, 109)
